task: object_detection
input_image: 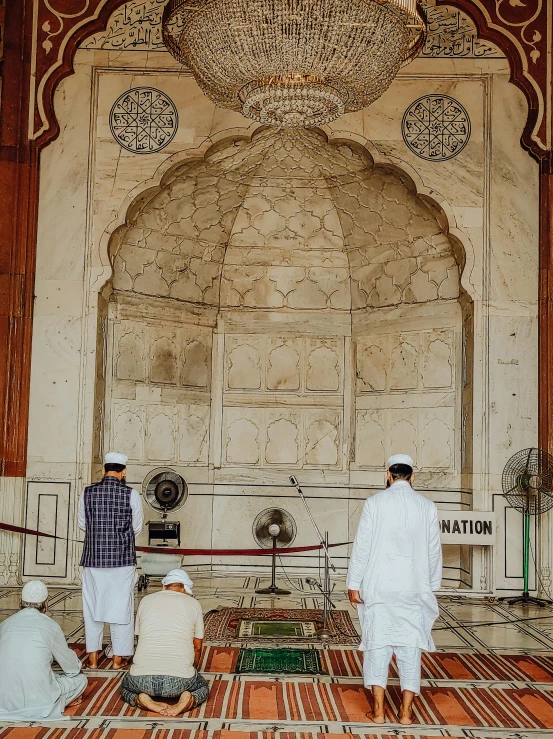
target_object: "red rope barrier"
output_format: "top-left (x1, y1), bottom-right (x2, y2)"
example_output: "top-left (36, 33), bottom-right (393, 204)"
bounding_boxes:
top-left (0, 521), bottom-right (349, 556)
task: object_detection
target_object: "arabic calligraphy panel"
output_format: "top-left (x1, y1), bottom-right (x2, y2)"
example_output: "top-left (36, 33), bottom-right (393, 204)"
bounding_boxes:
top-left (402, 94), bottom-right (471, 162)
top-left (109, 87), bottom-right (179, 154)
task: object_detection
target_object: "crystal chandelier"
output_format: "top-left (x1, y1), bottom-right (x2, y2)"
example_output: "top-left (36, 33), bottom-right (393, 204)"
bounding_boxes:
top-left (162, 0), bottom-right (426, 128)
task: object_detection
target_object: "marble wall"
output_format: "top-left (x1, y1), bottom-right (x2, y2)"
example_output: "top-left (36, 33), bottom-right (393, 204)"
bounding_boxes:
top-left (19, 1), bottom-right (540, 593)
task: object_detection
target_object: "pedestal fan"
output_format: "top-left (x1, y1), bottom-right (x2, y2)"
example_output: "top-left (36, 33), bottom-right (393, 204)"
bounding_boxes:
top-left (253, 507), bottom-right (297, 595)
top-left (501, 448), bottom-right (553, 606)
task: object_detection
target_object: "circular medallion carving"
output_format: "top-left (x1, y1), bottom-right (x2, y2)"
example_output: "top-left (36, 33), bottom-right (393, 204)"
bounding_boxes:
top-left (402, 95), bottom-right (471, 161)
top-left (110, 87), bottom-right (178, 154)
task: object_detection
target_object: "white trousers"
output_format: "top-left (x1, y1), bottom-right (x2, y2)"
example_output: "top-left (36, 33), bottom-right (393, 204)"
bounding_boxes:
top-left (82, 566), bottom-right (136, 656)
top-left (83, 615), bottom-right (135, 656)
top-left (363, 646), bottom-right (422, 694)
top-left (55, 673), bottom-right (88, 710)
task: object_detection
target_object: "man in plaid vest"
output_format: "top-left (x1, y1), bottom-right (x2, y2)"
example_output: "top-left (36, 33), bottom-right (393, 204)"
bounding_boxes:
top-left (78, 452), bottom-right (143, 669)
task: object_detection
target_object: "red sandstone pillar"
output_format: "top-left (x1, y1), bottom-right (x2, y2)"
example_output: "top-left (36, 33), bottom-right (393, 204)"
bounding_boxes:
top-left (539, 157), bottom-right (553, 456)
top-left (0, 1), bottom-right (38, 476)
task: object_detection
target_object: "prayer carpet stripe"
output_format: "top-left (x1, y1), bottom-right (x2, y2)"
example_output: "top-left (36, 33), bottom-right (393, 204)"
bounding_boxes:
top-left (68, 645), bottom-right (553, 682)
top-left (67, 676), bottom-right (553, 727)
top-left (0, 732), bottom-right (474, 739)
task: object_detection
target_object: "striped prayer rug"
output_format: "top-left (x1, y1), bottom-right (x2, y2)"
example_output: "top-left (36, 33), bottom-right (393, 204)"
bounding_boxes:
top-left (0, 730), bottom-right (501, 739)
top-left (66, 675), bottom-right (553, 728)
top-left (69, 645), bottom-right (553, 682)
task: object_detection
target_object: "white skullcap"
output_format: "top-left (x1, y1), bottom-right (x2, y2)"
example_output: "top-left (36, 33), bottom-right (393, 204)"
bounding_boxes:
top-left (161, 569), bottom-right (193, 594)
top-left (104, 452), bottom-right (128, 466)
top-left (22, 580), bottom-right (48, 604)
top-left (388, 454), bottom-right (414, 470)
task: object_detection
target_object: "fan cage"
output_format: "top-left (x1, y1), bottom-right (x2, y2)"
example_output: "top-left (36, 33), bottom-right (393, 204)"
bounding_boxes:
top-left (253, 507), bottom-right (297, 548)
top-left (142, 467), bottom-right (188, 513)
top-left (502, 447), bottom-right (553, 515)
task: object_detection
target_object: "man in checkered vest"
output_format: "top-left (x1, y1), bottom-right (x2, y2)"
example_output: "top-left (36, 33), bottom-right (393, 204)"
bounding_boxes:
top-left (78, 452), bottom-right (143, 669)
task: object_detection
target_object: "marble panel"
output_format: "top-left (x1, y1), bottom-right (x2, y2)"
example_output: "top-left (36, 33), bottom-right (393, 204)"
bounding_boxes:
top-left (223, 408), bottom-right (262, 465)
top-left (225, 337), bottom-right (263, 390)
top-left (267, 339), bottom-right (301, 391)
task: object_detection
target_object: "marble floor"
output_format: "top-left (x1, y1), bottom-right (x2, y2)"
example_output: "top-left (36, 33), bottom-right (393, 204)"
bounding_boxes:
top-left (1, 572), bottom-right (553, 738)
top-left (2, 572), bottom-right (553, 653)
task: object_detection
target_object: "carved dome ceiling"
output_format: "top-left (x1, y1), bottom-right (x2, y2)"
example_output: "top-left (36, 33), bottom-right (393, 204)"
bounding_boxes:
top-left (110, 128), bottom-right (460, 311)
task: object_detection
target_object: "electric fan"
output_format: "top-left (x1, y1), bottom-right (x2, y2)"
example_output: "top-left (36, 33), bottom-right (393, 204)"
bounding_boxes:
top-left (501, 448), bottom-right (553, 606)
top-left (253, 507), bottom-right (297, 595)
top-left (142, 467), bottom-right (187, 548)
top-left (143, 467), bottom-right (188, 514)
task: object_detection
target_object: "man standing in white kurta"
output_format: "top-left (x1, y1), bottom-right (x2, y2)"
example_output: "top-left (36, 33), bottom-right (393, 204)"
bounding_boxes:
top-left (78, 452), bottom-right (144, 669)
top-left (347, 454), bottom-right (442, 725)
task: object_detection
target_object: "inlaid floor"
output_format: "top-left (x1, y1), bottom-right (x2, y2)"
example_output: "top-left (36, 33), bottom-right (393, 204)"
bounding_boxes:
top-left (1, 573), bottom-right (553, 739)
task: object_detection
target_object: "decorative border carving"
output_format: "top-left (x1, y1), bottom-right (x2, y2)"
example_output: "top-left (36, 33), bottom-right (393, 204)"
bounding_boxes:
top-left (435, 0), bottom-right (550, 158)
top-left (29, 0), bottom-right (551, 158)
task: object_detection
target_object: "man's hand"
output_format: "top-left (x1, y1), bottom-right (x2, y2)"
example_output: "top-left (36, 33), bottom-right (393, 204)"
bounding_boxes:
top-left (348, 589), bottom-right (363, 605)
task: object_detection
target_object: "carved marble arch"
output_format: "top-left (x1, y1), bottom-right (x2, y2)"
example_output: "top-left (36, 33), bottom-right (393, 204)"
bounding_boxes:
top-left (32, 1), bottom-right (549, 159)
top-left (106, 126), bottom-right (470, 312)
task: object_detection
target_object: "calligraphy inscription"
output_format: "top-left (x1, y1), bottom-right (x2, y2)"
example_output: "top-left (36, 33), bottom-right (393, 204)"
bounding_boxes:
top-left (402, 95), bottom-right (471, 161)
top-left (84, 0), bottom-right (501, 58)
top-left (421, 4), bottom-right (501, 58)
top-left (109, 87), bottom-right (178, 154)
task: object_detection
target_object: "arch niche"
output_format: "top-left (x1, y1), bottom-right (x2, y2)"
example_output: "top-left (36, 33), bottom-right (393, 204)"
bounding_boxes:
top-left (99, 126), bottom-right (473, 585)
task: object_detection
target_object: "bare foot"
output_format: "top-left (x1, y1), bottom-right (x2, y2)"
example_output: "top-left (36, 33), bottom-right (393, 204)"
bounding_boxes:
top-left (65, 696), bottom-right (83, 709)
top-left (399, 710), bottom-right (414, 725)
top-left (161, 691), bottom-right (195, 716)
top-left (366, 709), bottom-right (386, 724)
top-left (136, 693), bottom-right (169, 714)
top-left (87, 652), bottom-right (99, 669)
top-left (112, 656), bottom-right (130, 670)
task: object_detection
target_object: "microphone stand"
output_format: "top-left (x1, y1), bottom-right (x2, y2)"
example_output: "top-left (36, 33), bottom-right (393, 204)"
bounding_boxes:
top-left (289, 476), bottom-right (336, 640)
top-left (289, 477), bottom-right (336, 573)
top-left (307, 532), bottom-right (335, 640)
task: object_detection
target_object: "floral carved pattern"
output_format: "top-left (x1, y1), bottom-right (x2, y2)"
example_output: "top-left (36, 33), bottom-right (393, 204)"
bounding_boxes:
top-left (27, 0), bottom-right (552, 157)
top-left (435, 0), bottom-right (549, 156)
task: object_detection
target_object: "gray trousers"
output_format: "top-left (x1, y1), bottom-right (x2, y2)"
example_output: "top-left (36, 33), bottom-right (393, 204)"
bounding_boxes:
top-left (121, 671), bottom-right (209, 708)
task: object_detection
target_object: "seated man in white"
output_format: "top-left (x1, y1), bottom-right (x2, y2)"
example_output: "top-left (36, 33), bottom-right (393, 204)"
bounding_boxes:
top-left (121, 569), bottom-right (209, 715)
top-left (0, 580), bottom-right (87, 722)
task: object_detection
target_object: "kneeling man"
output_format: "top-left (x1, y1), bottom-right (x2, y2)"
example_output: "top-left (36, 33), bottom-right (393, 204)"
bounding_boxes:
top-left (0, 581), bottom-right (87, 721)
top-left (121, 569), bottom-right (209, 715)
top-left (347, 455), bottom-right (442, 725)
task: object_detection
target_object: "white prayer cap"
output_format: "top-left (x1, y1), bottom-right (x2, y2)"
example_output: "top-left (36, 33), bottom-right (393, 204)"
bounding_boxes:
top-left (388, 454), bottom-right (414, 470)
top-left (162, 569), bottom-right (193, 594)
top-left (104, 451), bottom-right (128, 466)
top-left (22, 580), bottom-right (48, 604)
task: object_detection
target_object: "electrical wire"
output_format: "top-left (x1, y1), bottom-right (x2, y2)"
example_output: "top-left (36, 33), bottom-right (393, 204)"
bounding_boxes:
top-left (276, 553), bottom-right (361, 638)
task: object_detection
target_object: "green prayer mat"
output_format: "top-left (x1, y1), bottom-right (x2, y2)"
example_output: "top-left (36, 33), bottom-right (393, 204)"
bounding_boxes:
top-left (237, 619), bottom-right (317, 638)
top-left (235, 647), bottom-right (324, 674)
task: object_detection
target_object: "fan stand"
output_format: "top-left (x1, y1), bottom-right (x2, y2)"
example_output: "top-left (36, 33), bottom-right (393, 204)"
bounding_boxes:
top-left (255, 536), bottom-right (291, 596)
top-left (499, 509), bottom-right (551, 607)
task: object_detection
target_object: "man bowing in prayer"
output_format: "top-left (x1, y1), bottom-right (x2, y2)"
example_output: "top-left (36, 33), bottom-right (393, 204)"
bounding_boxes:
top-left (347, 454), bottom-right (442, 726)
top-left (79, 452), bottom-right (144, 669)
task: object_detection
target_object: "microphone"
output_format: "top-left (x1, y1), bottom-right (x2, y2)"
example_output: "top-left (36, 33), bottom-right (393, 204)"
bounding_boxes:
top-left (289, 475), bottom-right (299, 486)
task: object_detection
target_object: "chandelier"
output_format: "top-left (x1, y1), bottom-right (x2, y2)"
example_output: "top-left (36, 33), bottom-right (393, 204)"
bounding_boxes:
top-left (162, 0), bottom-right (426, 128)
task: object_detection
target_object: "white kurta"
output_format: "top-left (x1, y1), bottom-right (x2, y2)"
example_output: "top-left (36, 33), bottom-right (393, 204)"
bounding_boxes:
top-left (0, 608), bottom-right (85, 722)
top-left (347, 480), bottom-right (442, 652)
top-left (78, 487), bottom-right (143, 653)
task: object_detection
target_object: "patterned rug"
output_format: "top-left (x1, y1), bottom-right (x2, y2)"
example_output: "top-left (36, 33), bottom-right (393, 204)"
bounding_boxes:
top-left (68, 644), bottom-right (553, 682)
top-left (203, 609), bottom-right (359, 645)
top-left (66, 675), bottom-right (553, 728)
